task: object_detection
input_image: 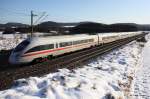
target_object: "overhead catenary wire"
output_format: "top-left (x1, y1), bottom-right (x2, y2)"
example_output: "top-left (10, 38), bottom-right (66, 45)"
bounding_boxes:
top-left (0, 7), bottom-right (48, 22)
top-left (0, 7), bottom-right (49, 29)
top-left (37, 14), bottom-right (49, 24)
top-left (33, 12), bottom-right (47, 25)
top-left (0, 7), bottom-right (49, 23)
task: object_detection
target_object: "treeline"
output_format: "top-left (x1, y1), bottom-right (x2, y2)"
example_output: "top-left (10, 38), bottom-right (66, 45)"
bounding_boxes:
top-left (70, 22), bottom-right (149, 34)
top-left (1, 21), bottom-right (150, 34)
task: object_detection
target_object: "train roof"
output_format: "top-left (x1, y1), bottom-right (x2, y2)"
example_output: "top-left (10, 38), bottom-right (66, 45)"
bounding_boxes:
top-left (27, 34), bottom-right (96, 45)
top-left (98, 32), bottom-right (141, 36)
top-left (27, 32), bottom-right (142, 44)
top-left (31, 34), bottom-right (92, 40)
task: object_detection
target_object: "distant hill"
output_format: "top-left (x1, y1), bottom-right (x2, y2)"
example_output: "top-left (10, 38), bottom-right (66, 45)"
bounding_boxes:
top-left (36, 21), bottom-right (79, 33)
top-left (137, 24), bottom-right (150, 31)
top-left (0, 22), bottom-right (29, 33)
top-left (0, 24), bottom-right (4, 27)
top-left (37, 21), bottom-right (79, 27)
top-left (5, 22), bottom-right (29, 28)
top-left (70, 22), bottom-right (108, 34)
top-left (70, 22), bottom-right (140, 34)
top-left (0, 24), bottom-right (5, 30)
top-left (1, 21), bottom-right (150, 34)
top-left (59, 22), bottom-right (79, 27)
top-left (0, 22), bottom-right (29, 31)
top-left (37, 21), bottom-right (60, 28)
top-left (108, 23), bottom-right (138, 32)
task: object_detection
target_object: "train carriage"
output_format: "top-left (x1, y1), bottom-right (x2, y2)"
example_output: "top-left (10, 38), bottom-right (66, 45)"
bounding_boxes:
top-left (9, 34), bottom-right (98, 64)
top-left (9, 32), bottom-right (143, 64)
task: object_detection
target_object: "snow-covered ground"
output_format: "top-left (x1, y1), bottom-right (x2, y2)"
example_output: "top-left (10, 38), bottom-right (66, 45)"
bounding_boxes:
top-left (0, 34), bottom-right (27, 50)
top-left (0, 36), bottom-right (145, 99)
top-left (130, 35), bottom-right (150, 99)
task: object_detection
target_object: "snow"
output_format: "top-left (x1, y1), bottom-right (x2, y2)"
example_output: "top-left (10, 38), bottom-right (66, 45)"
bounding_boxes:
top-left (130, 34), bottom-right (150, 99)
top-left (0, 34), bottom-right (27, 50)
top-left (0, 37), bottom-right (145, 99)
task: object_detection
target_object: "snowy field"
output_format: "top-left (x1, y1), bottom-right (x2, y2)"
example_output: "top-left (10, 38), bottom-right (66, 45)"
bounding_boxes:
top-left (0, 32), bottom-right (27, 50)
top-left (130, 35), bottom-right (150, 99)
top-left (0, 35), bottom-right (147, 99)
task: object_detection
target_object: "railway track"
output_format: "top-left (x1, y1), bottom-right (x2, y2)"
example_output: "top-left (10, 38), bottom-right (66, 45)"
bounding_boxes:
top-left (0, 33), bottom-right (147, 91)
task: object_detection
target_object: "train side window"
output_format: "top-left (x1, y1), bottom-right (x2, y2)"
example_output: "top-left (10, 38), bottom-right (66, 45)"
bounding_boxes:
top-left (40, 44), bottom-right (54, 50)
top-left (86, 40), bottom-right (89, 43)
top-left (76, 41), bottom-right (79, 44)
top-left (89, 39), bottom-right (94, 42)
top-left (68, 42), bottom-right (72, 46)
top-left (102, 37), bottom-right (109, 40)
top-left (41, 45), bottom-right (48, 50)
top-left (66, 42), bottom-right (72, 46)
top-left (59, 42), bottom-right (65, 47)
top-left (60, 42), bottom-right (72, 47)
top-left (80, 40), bottom-right (84, 43)
top-left (48, 44), bottom-right (54, 49)
top-left (73, 40), bottom-right (85, 45)
top-left (84, 40), bottom-right (86, 43)
top-left (26, 44), bottom-right (54, 53)
top-left (26, 46), bottom-right (41, 53)
top-left (73, 41), bottom-right (77, 45)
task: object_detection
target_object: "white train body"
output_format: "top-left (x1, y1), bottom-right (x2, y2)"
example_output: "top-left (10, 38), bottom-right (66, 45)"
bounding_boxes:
top-left (9, 32), bottom-right (142, 64)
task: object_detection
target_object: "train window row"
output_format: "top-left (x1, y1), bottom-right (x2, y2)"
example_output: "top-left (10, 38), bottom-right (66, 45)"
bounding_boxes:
top-left (26, 39), bottom-right (94, 53)
top-left (73, 39), bottom-right (94, 45)
top-left (59, 39), bottom-right (94, 47)
top-left (26, 44), bottom-right (54, 53)
top-left (59, 42), bottom-right (72, 47)
top-left (102, 36), bottom-right (118, 40)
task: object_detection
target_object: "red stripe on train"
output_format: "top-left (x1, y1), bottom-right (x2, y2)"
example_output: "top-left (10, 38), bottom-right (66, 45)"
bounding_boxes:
top-left (22, 46), bottom-right (71, 57)
top-left (22, 42), bottom-right (96, 57)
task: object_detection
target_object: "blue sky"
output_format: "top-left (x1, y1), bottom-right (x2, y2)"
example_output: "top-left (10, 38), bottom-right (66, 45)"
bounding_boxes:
top-left (0, 0), bottom-right (150, 24)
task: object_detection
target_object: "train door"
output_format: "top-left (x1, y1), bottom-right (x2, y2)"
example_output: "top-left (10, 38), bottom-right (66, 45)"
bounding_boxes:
top-left (56, 43), bottom-right (59, 48)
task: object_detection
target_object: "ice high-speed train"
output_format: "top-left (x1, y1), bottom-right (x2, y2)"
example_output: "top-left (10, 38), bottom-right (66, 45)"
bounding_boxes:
top-left (9, 32), bottom-right (142, 64)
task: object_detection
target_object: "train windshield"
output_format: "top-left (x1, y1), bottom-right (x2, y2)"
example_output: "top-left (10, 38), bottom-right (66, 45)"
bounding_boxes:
top-left (14, 40), bottom-right (30, 52)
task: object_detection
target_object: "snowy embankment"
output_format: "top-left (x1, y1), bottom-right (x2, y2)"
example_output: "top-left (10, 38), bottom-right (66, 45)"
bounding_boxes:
top-left (0, 39), bottom-right (144, 99)
top-left (0, 33), bottom-right (27, 50)
top-left (130, 35), bottom-right (150, 99)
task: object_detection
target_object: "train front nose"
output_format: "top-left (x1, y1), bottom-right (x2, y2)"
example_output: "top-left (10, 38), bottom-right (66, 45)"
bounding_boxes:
top-left (9, 39), bottom-right (30, 64)
top-left (9, 52), bottom-right (21, 64)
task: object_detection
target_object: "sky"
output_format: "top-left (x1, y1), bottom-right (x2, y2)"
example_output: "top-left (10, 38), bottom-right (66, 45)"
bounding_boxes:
top-left (0, 0), bottom-right (150, 24)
